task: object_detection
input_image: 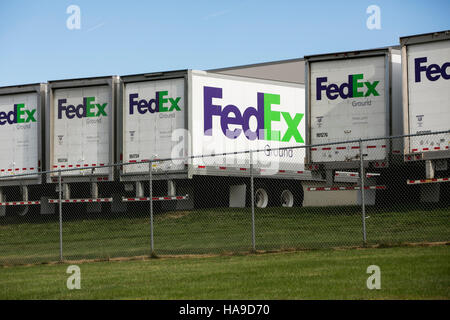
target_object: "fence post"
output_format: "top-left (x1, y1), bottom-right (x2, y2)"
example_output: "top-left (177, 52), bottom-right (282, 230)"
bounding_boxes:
top-left (359, 139), bottom-right (367, 246)
top-left (58, 170), bottom-right (63, 262)
top-left (149, 161), bottom-right (155, 256)
top-left (250, 150), bottom-right (256, 252)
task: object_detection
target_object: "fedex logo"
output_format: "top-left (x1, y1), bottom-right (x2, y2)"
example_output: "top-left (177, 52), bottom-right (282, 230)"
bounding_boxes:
top-left (203, 86), bottom-right (304, 143)
top-left (0, 104), bottom-right (36, 126)
top-left (414, 57), bottom-right (449, 82)
top-left (58, 97), bottom-right (107, 119)
top-left (316, 74), bottom-right (380, 100)
top-left (129, 91), bottom-right (181, 115)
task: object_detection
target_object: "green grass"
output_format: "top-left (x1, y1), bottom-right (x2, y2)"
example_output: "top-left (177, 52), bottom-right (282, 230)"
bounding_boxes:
top-left (0, 205), bottom-right (449, 265)
top-left (0, 246), bottom-right (448, 299)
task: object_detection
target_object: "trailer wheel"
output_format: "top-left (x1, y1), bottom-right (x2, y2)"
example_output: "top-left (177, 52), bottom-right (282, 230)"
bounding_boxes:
top-left (254, 187), bottom-right (269, 208)
top-left (281, 190), bottom-right (294, 207)
top-left (279, 183), bottom-right (304, 207)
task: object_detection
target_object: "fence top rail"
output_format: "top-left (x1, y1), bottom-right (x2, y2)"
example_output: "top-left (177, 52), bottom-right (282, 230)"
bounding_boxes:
top-left (0, 129), bottom-right (449, 179)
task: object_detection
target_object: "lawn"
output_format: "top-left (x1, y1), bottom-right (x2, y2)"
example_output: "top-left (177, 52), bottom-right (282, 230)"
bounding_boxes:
top-left (0, 204), bottom-right (449, 265)
top-left (0, 245), bottom-right (448, 299)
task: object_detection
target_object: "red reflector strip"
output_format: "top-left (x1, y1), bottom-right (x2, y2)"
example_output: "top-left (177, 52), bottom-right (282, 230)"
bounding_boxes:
top-left (48, 198), bottom-right (112, 204)
top-left (307, 186), bottom-right (386, 191)
top-left (322, 147), bottom-right (331, 150)
top-left (0, 201), bottom-right (40, 206)
top-left (351, 146), bottom-right (359, 149)
top-left (122, 195), bottom-right (189, 202)
top-left (198, 166), bottom-right (206, 169)
top-left (367, 146), bottom-right (376, 149)
top-left (336, 147), bottom-right (346, 150)
top-left (311, 148), bottom-right (317, 151)
top-left (407, 177), bottom-right (450, 185)
top-left (219, 167), bottom-right (226, 170)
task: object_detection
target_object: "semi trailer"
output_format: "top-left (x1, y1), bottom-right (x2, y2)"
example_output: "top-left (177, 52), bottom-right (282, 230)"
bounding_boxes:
top-left (45, 76), bottom-right (119, 212)
top-left (400, 30), bottom-right (450, 202)
top-left (0, 83), bottom-right (46, 216)
top-left (118, 70), bottom-right (314, 209)
top-left (303, 47), bottom-right (404, 204)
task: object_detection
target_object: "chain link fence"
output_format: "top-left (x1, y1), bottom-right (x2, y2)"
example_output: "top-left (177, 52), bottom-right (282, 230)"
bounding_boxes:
top-left (0, 131), bottom-right (449, 265)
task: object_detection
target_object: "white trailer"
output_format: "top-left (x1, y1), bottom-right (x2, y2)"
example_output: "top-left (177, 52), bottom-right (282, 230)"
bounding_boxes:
top-left (0, 83), bottom-right (46, 215)
top-left (46, 76), bottom-right (118, 209)
top-left (400, 30), bottom-right (450, 202)
top-left (118, 70), bottom-right (314, 208)
top-left (304, 48), bottom-right (403, 187)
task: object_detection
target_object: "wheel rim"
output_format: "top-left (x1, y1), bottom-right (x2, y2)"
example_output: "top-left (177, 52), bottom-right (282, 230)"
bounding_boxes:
top-left (255, 188), bottom-right (269, 208)
top-left (281, 190), bottom-right (294, 207)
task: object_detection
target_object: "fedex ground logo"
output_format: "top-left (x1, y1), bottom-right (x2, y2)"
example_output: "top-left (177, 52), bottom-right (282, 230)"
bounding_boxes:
top-left (129, 91), bottom-right (181, 115)
top-left (204, 86), bottom-right (304, 143)
top-left (316, 74), bottom-right (380, 100)
top-left (414, 57), bottom-right (449, 82)
top-left (58, 97), bottom-right (107, 119)
top-left (0, 104), bottom-right (36, 126)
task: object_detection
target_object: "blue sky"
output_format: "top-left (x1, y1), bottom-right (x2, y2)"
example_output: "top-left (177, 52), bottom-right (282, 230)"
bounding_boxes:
top-left (0, 0), bottom-right (449, 86)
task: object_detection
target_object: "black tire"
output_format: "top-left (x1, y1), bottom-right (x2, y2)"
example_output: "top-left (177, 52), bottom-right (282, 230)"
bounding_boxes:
top-left (278, 182), bottom-right (304, 207)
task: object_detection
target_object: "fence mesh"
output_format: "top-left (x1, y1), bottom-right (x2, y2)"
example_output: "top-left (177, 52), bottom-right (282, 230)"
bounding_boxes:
top-left (0, 132), bottom-right (449, 265)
